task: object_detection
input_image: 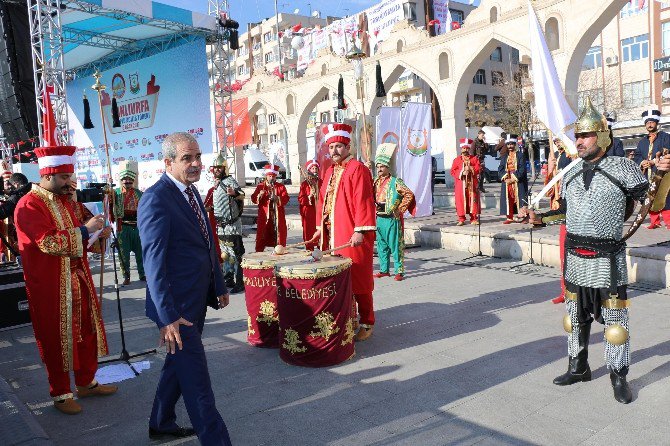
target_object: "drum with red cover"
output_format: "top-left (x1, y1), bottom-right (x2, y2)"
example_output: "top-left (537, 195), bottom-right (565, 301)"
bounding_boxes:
top-left (275, 256), bottom-right (355, 367)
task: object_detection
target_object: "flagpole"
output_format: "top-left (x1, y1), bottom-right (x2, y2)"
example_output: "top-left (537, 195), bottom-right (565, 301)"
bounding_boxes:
top-left (91, 70), bottom-right (113, 300)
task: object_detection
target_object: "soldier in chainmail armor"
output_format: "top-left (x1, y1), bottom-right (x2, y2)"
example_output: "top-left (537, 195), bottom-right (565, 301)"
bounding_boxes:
top-left (530, 98), bottom-right (670, 404)
top-left (210, 153), bottom-right (245, 293)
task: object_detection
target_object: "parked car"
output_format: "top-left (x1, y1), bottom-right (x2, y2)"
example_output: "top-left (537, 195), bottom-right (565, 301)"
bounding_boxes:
top-left (483, 154), bottom-right (501, 183)
top-left (244, 147), bottom-right (287, 185)
top-left (432, 154), bottom-right (445, 184)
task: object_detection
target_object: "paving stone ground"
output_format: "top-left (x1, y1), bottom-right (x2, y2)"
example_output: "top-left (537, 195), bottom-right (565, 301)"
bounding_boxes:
top-left (1, 230), bottom-right (669, 446)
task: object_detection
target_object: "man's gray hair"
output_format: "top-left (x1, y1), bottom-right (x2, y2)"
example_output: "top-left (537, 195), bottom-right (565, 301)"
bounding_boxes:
top-left (162, 132), bottom-right (198, 161)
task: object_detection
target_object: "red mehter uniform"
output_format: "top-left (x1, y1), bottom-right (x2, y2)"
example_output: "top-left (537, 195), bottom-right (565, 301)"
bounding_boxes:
top-left (251, 164), bottom-right (289, 252)
top-left (14, 146), bottom-right (108, 401)
top-left (317, 124), bottom-right (376, 326)
top-left (298, 160), bottom-right (322, 250)
top-left (450, 138), bottom-right (481, 224)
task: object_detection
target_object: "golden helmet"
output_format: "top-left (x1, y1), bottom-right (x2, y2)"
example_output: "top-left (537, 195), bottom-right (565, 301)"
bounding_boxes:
top-left (212, 152), bottom-right (227, 167)
top-left (575, 96), bottom-right (611, 150)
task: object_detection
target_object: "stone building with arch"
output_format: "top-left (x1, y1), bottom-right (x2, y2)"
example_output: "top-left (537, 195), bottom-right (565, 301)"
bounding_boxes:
top-left (225, 0), bottom-right (630, 180)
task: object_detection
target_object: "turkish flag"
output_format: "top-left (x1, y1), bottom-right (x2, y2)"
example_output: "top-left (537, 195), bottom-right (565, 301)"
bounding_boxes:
top-left (42, 87), bottom-right (58, 146)
top-left (216, 97), bottom-right (251, 148)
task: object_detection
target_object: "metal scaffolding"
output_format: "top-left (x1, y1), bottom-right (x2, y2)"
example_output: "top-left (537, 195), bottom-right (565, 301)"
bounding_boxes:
top-left (28, 0), bottom-right (70, 146)
top-left (208, 0), bottom-right (235, 164)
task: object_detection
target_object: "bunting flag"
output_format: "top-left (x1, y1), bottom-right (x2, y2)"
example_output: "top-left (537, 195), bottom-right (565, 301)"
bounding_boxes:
top-left (42, 87), bottom-right (58, 146)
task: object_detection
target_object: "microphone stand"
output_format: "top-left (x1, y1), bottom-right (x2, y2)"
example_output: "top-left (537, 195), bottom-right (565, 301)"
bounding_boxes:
top-left (458, 163), bottom-right (486, 263)
top-left (98, 223), bottom-right (156, 375)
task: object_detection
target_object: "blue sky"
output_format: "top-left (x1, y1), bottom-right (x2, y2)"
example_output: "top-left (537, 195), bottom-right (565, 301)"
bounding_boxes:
top-left (159, 0), bottom-right (480, 29)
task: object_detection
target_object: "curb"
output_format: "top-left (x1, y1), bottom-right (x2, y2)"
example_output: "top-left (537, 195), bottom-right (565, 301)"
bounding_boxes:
top-left (0, 376), bottom-right (53, 446)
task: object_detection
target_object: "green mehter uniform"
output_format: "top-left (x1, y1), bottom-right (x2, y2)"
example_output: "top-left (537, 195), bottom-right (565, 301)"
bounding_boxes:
top-left (373, 143), bottom-right (415, 280)
top-left (113, 169), bottom-right (144, 284)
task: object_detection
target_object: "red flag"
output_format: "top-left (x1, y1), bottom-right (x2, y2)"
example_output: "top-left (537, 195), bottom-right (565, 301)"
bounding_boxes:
top-left (215, 97), bottom-right (251, 148)
top-left (42, 87), bottom-right (58, 146)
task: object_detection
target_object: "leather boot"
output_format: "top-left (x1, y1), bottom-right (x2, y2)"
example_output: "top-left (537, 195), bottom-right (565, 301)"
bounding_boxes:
top-left (54, 398), bottom-right (82, 415)
top-left (610, 366), bottom-right (633, 404)
top-left (553, 323), bottom-right (592, 385)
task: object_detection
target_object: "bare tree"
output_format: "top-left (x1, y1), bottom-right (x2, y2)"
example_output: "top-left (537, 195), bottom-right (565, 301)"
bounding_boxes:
top-left (493, 70), bottom-right (541, 177)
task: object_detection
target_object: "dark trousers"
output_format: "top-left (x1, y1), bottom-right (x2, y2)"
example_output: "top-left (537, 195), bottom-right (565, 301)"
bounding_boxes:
top-left (149, 317), bottom-right (232, 446)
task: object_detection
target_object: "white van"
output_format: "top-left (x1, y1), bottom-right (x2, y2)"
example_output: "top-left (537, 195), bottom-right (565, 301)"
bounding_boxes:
top-left (244, 147), bottom-right (287, 185)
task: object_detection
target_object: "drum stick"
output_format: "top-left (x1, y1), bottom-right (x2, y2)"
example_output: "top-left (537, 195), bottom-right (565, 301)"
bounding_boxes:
top-left (311, 243), bottom-right (352, 261)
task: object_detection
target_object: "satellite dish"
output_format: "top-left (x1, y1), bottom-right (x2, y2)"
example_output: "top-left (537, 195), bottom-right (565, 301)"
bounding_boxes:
top-left (312, 11), bottom-right (320, 18)
top-left (293, 8), bottom-right (300, 14)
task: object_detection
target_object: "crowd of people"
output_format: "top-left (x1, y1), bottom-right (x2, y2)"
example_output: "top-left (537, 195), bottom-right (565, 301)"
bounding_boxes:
top-left (2, 97), bottom-right (669, 444)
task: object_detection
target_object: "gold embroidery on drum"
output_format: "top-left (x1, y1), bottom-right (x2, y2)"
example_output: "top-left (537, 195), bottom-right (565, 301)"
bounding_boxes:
top-left (309, 312), bottom-right (340, 341)
top-left (247, 315), bottom-right (256, 335)
top-left (257, 300), bottom-right (279, 325)
top-left (243, 276), bottom-right (276, 287)
top-left (341, 318), bottom-right (355, 346)
top-left (283, 283), bottom-right (337, 300)
top-left (282, 328), bottom-right (307, 354)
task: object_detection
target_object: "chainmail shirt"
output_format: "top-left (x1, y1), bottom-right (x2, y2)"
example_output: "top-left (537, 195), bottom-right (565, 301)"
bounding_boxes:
top-left (213, 176), bottom-right (243, 236)
top-left (561, 156), bottom-right (647, 288)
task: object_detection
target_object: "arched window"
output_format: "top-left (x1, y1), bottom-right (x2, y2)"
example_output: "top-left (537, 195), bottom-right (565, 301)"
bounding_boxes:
top-left (256, 82), bottom-right (262, 93)
top-left (439, 53), bottom-right (450, 80)
top-left (490, 7), bottom-right (498, 23)
top-left (396, 40), bottom-right (403, 53)
top-left (321, 64), bottom-right (327, 76)
top-left (286, 94), bottom-right (295, 115)
top-left (545, 17), bottom-right (560, 51)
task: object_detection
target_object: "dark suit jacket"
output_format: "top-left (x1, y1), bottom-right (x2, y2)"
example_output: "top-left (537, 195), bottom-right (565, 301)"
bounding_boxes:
top-left (138, 174), bottom-right (226, 327)
top-left (607, 137), bottom-right (625, 157)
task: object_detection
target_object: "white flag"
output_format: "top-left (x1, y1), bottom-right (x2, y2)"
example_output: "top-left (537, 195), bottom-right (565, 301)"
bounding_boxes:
top-left (528, 1), bottom-right (580, 207)
top-left (528, 1), bottom-right (576, 149)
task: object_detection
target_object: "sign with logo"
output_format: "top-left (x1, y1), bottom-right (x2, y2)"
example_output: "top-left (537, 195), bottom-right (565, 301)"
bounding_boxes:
top-left (67, 38), bottom-right (213, 193)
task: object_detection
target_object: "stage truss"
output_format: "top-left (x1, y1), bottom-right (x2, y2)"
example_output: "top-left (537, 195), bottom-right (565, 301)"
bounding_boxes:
top-left (22, 0), bottom-right (233, 164)
top-left (28, 0), bottom-right (70, 146)
top-left (208, 0), bottom-right (236, 166)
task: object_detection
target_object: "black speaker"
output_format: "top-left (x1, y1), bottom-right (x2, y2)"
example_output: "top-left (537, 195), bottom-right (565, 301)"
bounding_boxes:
top-left (0, 3), bottom-right (38, 145)
top-left (0, 263), bottom-right (30, 330)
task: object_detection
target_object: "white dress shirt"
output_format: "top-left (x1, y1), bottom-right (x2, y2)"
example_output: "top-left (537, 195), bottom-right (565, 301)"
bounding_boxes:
top-left (165, 171), bottom-right (206, 220)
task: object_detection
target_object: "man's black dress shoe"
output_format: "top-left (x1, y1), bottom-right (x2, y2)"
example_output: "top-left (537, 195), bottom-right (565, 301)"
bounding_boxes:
top-left (149, 426), bottom-right (196, 439)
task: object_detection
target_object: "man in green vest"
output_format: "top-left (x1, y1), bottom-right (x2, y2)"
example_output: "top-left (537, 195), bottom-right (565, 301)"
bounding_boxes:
top-left (113, 169), bottom-right (144, 285)
top-left (373, 143), bottom-right (416, 282)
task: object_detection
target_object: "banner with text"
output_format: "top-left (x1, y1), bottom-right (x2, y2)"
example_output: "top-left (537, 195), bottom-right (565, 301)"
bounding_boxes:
top-left (67, 39), bottom-right (213, 194)
top-left (365, 0), bottom-right (404, 54)
top-left (432, 1), bottom-right (453, 35)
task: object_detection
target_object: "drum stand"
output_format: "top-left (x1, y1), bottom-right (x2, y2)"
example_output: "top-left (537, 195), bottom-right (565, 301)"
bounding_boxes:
top-left (98, 227), bottom-right (156, 375)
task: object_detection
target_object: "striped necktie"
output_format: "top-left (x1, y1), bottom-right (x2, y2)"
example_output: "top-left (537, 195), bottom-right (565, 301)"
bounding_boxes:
top-left (184, 185), bottom-right (210, 246)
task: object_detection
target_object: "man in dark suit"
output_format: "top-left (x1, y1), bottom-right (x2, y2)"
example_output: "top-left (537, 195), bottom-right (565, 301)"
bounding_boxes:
top-left (138, 132), bottom-right (232, 445)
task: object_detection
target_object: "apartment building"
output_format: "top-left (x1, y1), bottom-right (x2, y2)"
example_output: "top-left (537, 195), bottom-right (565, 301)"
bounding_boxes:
top-left (578, 0), bottom-right (670, 148)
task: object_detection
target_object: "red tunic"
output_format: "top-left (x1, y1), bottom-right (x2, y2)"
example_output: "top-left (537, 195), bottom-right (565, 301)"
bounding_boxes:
top-left (251, 181), bottom-right (289, 252)
top-left (317, 157), bottom-right (376, 295)
top-left (14, 185), bottom-right (108, 373)
top-left (204, 186), bottom-right (223, 263)
top-left (298, 178), bottom-right (322, 250)
top-left (450, 154), bottom-right (481, 218)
